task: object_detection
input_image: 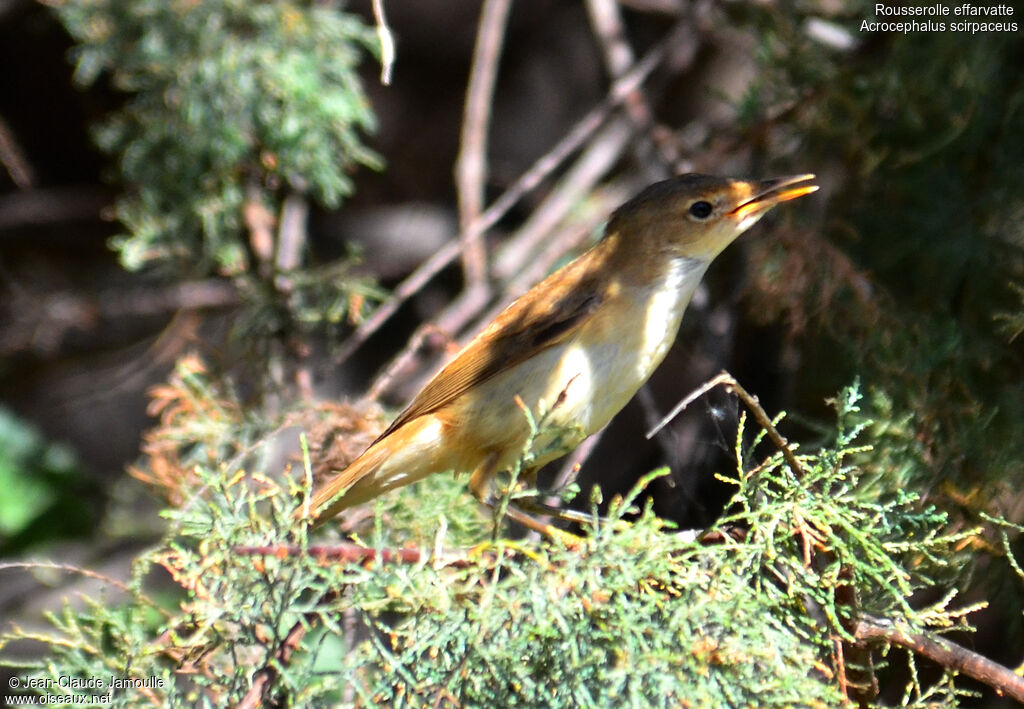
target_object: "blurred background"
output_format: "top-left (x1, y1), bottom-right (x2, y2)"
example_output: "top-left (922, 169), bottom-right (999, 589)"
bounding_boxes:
top-left (1, 0), bottom-right (1022, 703)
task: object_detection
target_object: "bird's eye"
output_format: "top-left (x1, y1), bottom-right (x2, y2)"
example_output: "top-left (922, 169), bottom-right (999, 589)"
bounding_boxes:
top-left (689, 201), bottom-right (713, 219)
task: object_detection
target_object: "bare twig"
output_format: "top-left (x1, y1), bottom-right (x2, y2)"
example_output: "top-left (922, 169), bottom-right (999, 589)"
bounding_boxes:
top-left (855, 615), bottom-right (1024, 704)
top-left (0, 280), bottom-right (238, 359)
top-left (275, 192), bottom-right (308, 274)
top-left (371, 0), bottom-right (395, 85)
top-left (456, 0), bottom-right (512, 288)
top-left (365, 279), bottom-right (492, 400)
top-left (0, 185), bottom-right (107, 230)
top-left (366, 323), bottom-right (455, 401)
top-left (244, 181), bottom-right (275, 277)
top-left (585, 0), bottom-right (635, 78)
top-left (235, 616), bottom-right (310, 709)
top-left (234, 543), bottom-right (427, 564)
top-left (329, 34), bottom-right (672, 369)
top-left (0, 561), bottom-right (157, 606)
top-left (584, 0), bottom-right (679, 173)
top-left (0, 113), bottom-right (34, 188)
top-left (647, 370), bottom-right (806, 479)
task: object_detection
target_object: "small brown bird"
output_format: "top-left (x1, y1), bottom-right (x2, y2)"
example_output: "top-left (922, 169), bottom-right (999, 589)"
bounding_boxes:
top-left (306, 173), bottom-right (817, 526)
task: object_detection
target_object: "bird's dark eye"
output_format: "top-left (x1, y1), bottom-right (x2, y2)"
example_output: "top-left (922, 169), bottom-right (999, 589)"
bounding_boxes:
top-left (689, 201), bottom-right (713, 219)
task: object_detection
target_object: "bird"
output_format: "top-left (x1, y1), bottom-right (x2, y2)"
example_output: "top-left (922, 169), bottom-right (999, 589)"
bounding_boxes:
top-left (303, 173), bottom-right (818, 528)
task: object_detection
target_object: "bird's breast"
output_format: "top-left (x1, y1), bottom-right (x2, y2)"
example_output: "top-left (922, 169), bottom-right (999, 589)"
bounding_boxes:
top-left (451, 256), bottom-right (708, 469)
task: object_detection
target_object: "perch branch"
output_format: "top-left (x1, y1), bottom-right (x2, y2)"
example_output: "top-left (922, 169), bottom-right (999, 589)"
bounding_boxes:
top-left (455, 0), bottom-right (512, 288)
top-left (855, 615), bottom-right (1024, 704)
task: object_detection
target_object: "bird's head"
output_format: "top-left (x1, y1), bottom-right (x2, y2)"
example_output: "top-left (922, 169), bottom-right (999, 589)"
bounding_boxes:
top-left (607, 173), bottom-right (818, 264)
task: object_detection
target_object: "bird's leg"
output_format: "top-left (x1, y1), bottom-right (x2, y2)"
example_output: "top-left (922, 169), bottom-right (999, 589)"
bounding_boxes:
top-left (468, 454), bottom-right (581, 547)
top-left (510, 495), bottom-right (602, 528)
top-left (468, 451), bottom-right (501, 502)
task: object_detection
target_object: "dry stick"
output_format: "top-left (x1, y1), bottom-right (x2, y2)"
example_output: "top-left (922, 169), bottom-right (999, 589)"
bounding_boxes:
top-left (584, 0), bottom-right (681, 173)
top-left (366, 323), bottom-right (453, 401)
top-left (275, 192), bottom-right (308, 274)
top-left (232, 544), bottom-right (497, 570)
top-left (647, 370), bottom-right (806, 477)
top-left (234, 544), bottom-right (427, 565)
top-left (0, 113), bottom-right (34, 188)
top-left (497, 187), bottom-right (624, 314)
top-left (585, 0), bottom-right (636, 78)
top-left (275, 193), bottom-right (316, 400)
top-left (855, 615), bottom-right (1024, 704)
top-left (371, 0), bottom-right (395, 86)
top-left (234, 587), bottom-right (351, 709)
top-left (455, 0), bottom-right (512, 288)
top-left (0, 185), bottom-right (107, 230)
top-left (548, 425), bottom-right (606, 499)
top-left (329, 37), bottom-right (670, 369)
top-left (235, 616), bottom-right (311, 709)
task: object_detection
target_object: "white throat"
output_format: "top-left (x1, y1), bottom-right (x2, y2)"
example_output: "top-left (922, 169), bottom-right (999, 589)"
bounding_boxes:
top-left (636, 255), bottom-right (708, 376)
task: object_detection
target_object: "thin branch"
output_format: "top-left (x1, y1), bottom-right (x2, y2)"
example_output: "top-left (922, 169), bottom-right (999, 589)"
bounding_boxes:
top-left (371, 0), bottom-right (395, 85)
top-left (0, 185), bottom-right (107, 230)
top-left (366, 323), bottom-right (455, 401)
top-left (232, 543), bottom-right (499, 569)
top-left (584, 0), bottom-right (679, 173)
top-left (855, 615), bottom-right (1024, 704)
top-left (234, 544), bottom-right (427, 564)
top-left (0, 113), bottom-right (34, 188)
top-left (550, 424), bottom-right (605, 493)
top-left (244, 181), bottom-right (275, 278)
top-left (455, 0), bottom-right (512, 288)
top-left (275, 192), bottom-right (308, 274)
top-left (235, 616), bottom-right (310, 709)
top-left (647, 371), bottom-right (806, 479)
top-left (329, 32), bottom-right (672, 369)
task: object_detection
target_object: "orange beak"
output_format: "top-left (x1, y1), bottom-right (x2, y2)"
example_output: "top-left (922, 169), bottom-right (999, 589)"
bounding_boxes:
top-left (729, 174), bottom-right (818, 222)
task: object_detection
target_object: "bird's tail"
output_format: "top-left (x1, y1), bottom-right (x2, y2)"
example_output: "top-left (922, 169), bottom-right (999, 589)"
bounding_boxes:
top-left (300, 415), bottom-right (448, 526)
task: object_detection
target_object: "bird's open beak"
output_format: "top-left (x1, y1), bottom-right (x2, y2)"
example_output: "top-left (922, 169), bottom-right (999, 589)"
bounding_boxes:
top-left (729, 174), bottom-right (818, 222)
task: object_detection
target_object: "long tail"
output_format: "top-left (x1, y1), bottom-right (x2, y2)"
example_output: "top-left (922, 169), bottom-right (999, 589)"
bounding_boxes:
top-left (301, 415), bottom-right (449, 526)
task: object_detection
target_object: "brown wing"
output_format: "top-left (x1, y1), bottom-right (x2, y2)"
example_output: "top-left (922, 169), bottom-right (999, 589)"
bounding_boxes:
top-left (372, 250), bottom-right (608, 444)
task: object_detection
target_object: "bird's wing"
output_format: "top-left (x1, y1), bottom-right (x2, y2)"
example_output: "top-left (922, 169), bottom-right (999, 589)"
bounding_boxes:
top-left (373, 253), bottom-right (607, 443)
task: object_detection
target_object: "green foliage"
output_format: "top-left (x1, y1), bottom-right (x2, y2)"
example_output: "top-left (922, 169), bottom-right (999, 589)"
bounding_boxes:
top-left (52, 0), bottom-right (382, 274)
top-left (0, 407), bottom-right (91, 555)
top-left (1, 382), bottom-right (993, 706)
top-left (733, 2), bottom-right (1024, 514)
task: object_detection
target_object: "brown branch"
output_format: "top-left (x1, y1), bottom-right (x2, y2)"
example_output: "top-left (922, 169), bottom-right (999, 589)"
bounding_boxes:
top-left (275, 192), bottom-right (308, 275)
top-left (232, 544), bottom-right (493, 570)
top-left (647, 371), bottom-right (806, 479)
top-left (244, 181), bottom-right (275, 278)
top-left (855, 615), bottom-right (1024, 704)
top-left (0, 280), bottom-right (237, 359)
top-left (235, 614), bottom-right (311, 709)
top-left (234, 543), bottom-right (425, 564)
top-left (455, 0), bottom-right (512, 288)
top-left (0, 185), bottom-right (108, 230)
top-left (584, 0), bottom-right (681, 172)
top-left (329, 32), bottom-right (673, 369)
top-left (0, 113), bottom-right (34, 188)
top-left (370, 0), bottom-right (395, 85)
